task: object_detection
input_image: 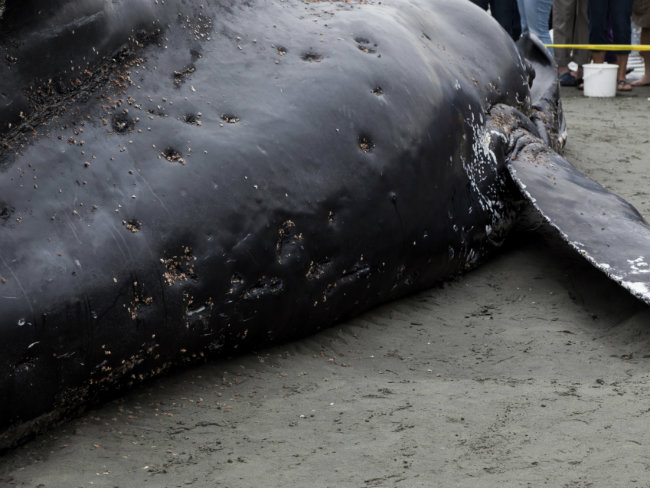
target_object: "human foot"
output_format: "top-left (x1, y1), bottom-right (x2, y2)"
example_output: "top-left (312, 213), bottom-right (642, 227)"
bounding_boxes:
top-left (617, 80), bottom-right (632, 91)
top-left (631, 75), bottom-right (650, 87)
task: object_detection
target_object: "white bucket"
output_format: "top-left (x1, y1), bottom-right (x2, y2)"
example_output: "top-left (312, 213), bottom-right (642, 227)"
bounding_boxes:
top-left (582, 63), bottom-right (619, 97)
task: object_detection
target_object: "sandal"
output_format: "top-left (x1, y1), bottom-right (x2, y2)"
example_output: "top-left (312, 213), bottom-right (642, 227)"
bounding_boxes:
top-left (617, 80), bottom-right (632, 91)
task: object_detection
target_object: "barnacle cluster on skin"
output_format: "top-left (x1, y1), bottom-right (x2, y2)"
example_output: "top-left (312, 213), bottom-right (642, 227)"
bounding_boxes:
top-left (306, 258), bottom-right (330, 280)
top-left (1, 32), bottom-right (152, 159)
top-left (161, 246), bottom-right (197, 286)
top-left (122, 219), bottom-right (142, 233)
top-left (124, 280), bottom-right (153, 320)
top-left (275, 220), bottom-right (304, 264)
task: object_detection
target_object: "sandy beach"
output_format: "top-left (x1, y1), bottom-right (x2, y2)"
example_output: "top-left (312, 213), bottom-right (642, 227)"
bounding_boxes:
top-left (1, 84), bottom-right (649, 487)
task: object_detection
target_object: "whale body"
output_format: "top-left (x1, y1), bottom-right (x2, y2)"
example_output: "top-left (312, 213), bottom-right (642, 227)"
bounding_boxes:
top-left (0, 0), bottom-right (648, 448)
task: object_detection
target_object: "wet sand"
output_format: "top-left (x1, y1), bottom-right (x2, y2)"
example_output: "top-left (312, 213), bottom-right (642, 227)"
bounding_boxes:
top-left (1, 86), bottom-right (649, 487)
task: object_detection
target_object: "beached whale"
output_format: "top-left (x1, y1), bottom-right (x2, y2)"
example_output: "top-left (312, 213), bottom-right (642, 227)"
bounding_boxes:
top-left (0, 0), bottom-right (648, 448)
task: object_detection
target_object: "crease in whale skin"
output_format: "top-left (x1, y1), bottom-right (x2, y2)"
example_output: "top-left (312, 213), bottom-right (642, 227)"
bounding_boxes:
top-left (0, 0), bottom-right (627, 448)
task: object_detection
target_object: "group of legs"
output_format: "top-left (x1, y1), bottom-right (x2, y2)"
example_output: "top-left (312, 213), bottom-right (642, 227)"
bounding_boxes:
top-left (471, 0), bottom-right (650, 90)
top-left (547, 0), bottom-right (650, 90)
top-left (632, 0), bottom-right (650, 86)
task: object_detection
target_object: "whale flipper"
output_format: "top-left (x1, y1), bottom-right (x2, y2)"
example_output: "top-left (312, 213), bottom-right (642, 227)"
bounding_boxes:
top-left (504, 36), bottom-right (650, 305)
top-left (506, 138), bottom-right (650, 305)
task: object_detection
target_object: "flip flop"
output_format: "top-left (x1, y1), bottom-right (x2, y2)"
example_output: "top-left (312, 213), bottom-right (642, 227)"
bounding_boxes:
top-left (617, 80), bottom-right (632, 91)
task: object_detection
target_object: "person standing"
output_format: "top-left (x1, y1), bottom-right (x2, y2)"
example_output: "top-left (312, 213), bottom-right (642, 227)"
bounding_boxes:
top-left (469, 0), bottom-right (521, 41)
top-left (631, 0), bottom-right (650, 86)
top-left (587, 0), bottom-right (634, 90)
top-left (517, 0), bottom-right (554, 53)
top-left (553, 0), bottom-right (590, 85)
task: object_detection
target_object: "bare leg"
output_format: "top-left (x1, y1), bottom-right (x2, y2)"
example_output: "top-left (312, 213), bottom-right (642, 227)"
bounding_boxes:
top-left (591, 51), bottom-right (606, 64)
top-left (631, 28), bottom-right (650, 86)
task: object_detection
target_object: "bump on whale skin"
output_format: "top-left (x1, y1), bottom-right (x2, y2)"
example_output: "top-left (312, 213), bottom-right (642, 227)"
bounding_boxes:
top-left (0, 0), bottom-right (648, 448)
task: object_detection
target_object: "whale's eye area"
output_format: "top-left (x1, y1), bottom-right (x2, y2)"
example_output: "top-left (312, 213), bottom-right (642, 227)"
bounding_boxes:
top-left (371, 86), bottom-right (383, 95)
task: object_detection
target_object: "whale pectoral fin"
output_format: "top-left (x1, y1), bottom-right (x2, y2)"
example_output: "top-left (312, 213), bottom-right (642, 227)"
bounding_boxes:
top-left (506, 134), bottom-right (650, 305)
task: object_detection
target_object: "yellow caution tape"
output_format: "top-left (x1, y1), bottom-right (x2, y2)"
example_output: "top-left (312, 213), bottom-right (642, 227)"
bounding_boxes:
top-left (545, 44), bottom-right (650, 51)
